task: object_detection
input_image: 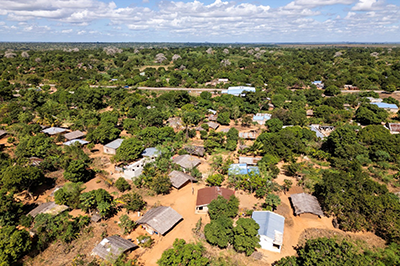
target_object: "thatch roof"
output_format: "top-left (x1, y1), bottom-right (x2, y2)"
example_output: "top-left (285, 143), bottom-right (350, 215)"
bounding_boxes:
top-left (184, 145), bottom-right (205, 157)
top-left (172, 154), bottom-right (201, 169)
top-left (64, 130), bottom-right (85, 140)
top-left (91, 213), bottom-right (102, 223)
top-left (196, 187), bottom-right (235, 206)
top-left (137, 206), bottom-right (183, 235)
top-left (27, 202), bottom-right (69, 218)
top-left (290, 193), bottom-right (324, 217)
top-left (92, 235), bottom-right (137, 261)
top-left (169, 170), bottom-right (196, 189)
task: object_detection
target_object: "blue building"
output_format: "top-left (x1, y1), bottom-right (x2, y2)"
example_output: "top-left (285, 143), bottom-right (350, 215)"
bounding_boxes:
top-left (222, 86), bottom-right (256, 96)
top-left (228, 163), bottom-right (260, 176)
top-left (371, 102), bottom-right (399, 113)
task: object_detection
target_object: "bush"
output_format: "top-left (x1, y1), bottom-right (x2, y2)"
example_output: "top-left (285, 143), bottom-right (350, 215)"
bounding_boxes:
top-left (115, 177), bottom-right (131, 192)
top-left (206, 174), bottom-right (225, 186)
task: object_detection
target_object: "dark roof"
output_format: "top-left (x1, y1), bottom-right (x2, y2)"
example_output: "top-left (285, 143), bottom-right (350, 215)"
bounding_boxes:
top-left (27, 202), bottom-right (69, 218)
top-left (0, 130), bottom-right (7, 138)
top-left (64, 130), bottom-right (86, 140)
top-left (91, 213), bottom-right (102, 223)
top-left (172, 154), bottom-right (201, 169)
top-left (196, 187), bottom-right (235, 206)
top-left (92, 235), bottom-right (137, 261)
top-left (169, 170), bottom-right (196, 189)
top-left (137, 206), bottom-right (183, 235)
top-left (388, 123), bottom-right (400, 132)
top-left (290, 193), bottom-right (324, 217)
top-left (184, 145), bottom-right (205, 157)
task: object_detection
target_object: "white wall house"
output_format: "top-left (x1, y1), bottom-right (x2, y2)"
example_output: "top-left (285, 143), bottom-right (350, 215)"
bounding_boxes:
top-left (252, 211), bottom-right (285, 253)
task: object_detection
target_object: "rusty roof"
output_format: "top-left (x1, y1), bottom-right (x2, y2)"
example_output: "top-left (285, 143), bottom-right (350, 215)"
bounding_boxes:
top-left (196, 187), bottom-right (235, 206)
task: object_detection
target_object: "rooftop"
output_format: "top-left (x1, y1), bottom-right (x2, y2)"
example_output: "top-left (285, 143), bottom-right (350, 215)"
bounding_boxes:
top-left (64, 130), bottom-right (86, 140)
top-left (137, 206), bottom-right (183, 235)
top-left (41, 127), bottom-right (68, 135)
top-left (28, 202), bottom-right (69, 218)
top-left (290, 193), bottom-right (324, 217)
top-left (252, 211), bottom-right (284, 245)
top-left (228, 163), bottom-right (260, 176)
top-left (238, 157), bottom-right (261, 165)
top-left (223, 86), bottom-right (256, 95)
top-left (253, 113), bottom-right (272, 121)
top-left (63, 139), bottom-right (89, 146)
top-left (371, 102), bottom-right (398, 109)
top-left (196, 187), bottom-right (235, 206)
top-left (207, 122), bottom-right (220, 130)
top-left (92, 235), bottom-right (137, 261)
top-left (141, 147), bottom-right (160, 157)
top-left (169, 170), bottom-right (197, 189)
top-left (184, 145), bottom-right (205, 157)
top-left (104, 138), bottom-right (124, 150)
top-left (0, 130), bottom-right (7, 138)
top-left (172, 154), bottom-right (201, 169)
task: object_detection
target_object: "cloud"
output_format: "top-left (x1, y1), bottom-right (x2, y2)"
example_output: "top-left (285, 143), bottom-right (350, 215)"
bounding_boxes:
top-left (62, 29), bottom-right (73, 33)
top-left (285, 0), bottom-right (355, 9)
top-left (351, 0), bottom-right (385, 11)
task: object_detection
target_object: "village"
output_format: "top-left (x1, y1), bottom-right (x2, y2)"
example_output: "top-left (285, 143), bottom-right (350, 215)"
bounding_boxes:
top-left (1, 83), bottom-right (398, 266)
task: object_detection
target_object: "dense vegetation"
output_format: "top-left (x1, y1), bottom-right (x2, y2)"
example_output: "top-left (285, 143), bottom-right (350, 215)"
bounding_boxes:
top-left (1, 44), bottom-right (400, 265)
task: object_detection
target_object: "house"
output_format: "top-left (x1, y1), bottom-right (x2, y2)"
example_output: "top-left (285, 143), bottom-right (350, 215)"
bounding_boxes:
top-left (239, 130), bottom-right (258, 140)
top-left (218, 78), bottom-right (229, 83)
top-left (252, 211), bottom-right (285, 253)
top-left (91, 213), bottom-right (102, 223)
top-left (238, 157), bottom-right (261, 165)
top-left (207, 122), bottom-right (220, 130)
top-left (290, 193), bottom-right (324, 218)
top-left (312, 81), bottom-right (324, 89)
top-left (103, 139), bottom-right (123, 155)
top-left (387, 123), bottom-right (400, 134)
top-left (253, 113), bottom-right (271, 125)
top-left (221, 86), bottom-right (256, 96)
top-left (169, 170), bottom-right (197, 189)
top-left (196, 187), bottom-right (235, 214)
top-left (64, 130), bottom-right (86, 141)
top-left (309, 125), bottom-right (335, 139)
top-left (306, 110), bottom-right (314, 116)
top-left (41, 127), bottom-right (68, 135)
top-left (344, 84), bottom-right (358, 90)
top-left (228, 163), bottom-right (260, 176)
top-left (29, 157), bottom-right (44, 166)
top-left (27, 202), bottom-right (69, 218)
top-left (371, 102), bottom-right (399, 113)
top-left (172, 154), bottom-right (201, 170)
top-left (220, 128), bottom-right (230, 133)
top-left (366, 97), bottom-right (383, 103)
top-left (0, 130), bottom-right (7, 139)
top-left (208, 109), bottom-right (217, 115)
top-left (208, 114), bottom-right (218, 121)
top-left (63, 139), bottom-right (90, 146)
top-left (137, 206), bottom-right (183, 235)
top-left (184, 145), bottom-right (205, 157)
top-left (141, 147), bottom-right (161, 160)
top-left (92, 235), bottom-right (137, 261)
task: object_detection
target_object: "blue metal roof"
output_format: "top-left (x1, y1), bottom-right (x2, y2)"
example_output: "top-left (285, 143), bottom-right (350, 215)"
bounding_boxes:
top-left (312, 81), bottom-right (322, 84)
top-left (309, 125), bottom-right (325, 139)
top-left (228, 163), bottom-right (260, 176)
top-left (253, 114), bottom-right (271, 121)
top-left (226, 86), bottom-right (256, 95)
top-left (141, 147), bottom-right (160, 157)
top-left (64, 139), bottom-right (89, 146)
top-left (252, 211), bottom-right (284, 240)
top-left (104, 138), bottom-right (124, 149)
top-left (371, 102), bottom-right (398, 109)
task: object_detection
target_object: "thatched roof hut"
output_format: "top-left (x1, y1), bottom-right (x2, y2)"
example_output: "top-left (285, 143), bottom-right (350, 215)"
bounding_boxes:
top-left (290, 193), bottom-right (324, 217)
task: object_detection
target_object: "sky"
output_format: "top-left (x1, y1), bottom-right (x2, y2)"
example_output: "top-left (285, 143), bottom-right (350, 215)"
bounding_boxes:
top-left (0, 0), bottom-right (399, 43)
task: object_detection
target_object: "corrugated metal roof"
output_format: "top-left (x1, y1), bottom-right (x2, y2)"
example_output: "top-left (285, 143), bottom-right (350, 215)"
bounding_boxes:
top-left (92, 235), bottom-right (137, 261)
top-left (252, 211), bottom-right (285, 245)
top-left (137, 206), bottom-right (183, 235)
top-left (28, 202), bottom-right (69, 218)
top-left (371, 102), bottom-right (398, 109)
top-left (63, 139), bottom-right (89, 146)
top-left (172, 154), bottom-right (201, 169)
top-left (290, 193), bottom-right (324, 217)
top-left (207, 122), bottom-right (219, 130)
top-left (239, 157), bottom-right (261, 165)
top-left (169, 170), bottom-right (196, 189)
top-left (253, 113), bottom-right (271, 121)
top-left (228, 163), bottom-right (260, 176)
top-left (0, 130), bottom-right (7, 138)
top-left (41, 127), bottom-right (68, 135)
top-left (309, 125), bottom-right (325, 139)
top-left (141, 147), bottom-right (160, 157)
top-left (388, 123), bottom-right (400, 132)
top-left (196, 187), bottom-right (235, 206)
top-left (64, 130), bottom-right (85, 140)
top-left (104, 139), bottom-right (124, 150)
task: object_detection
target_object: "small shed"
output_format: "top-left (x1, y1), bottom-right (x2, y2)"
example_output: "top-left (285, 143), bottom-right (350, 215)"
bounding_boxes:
top-left (91, 213), bottom-right (102, 223)
top-left (172, 154), bottom-right (201, 170)
top-left (184, 145), bottom-right (205, 157)
top-left (169, 170), bottom-right (197, 189)
top-left (290, 193), bottom-right (324, 217)
top-left (63, 139), bottom-right (89, 146)
top-left (168, 117), bottom-right (183, 129)
top-left (92, 235), bottom-right (137, 261)
top-left (238, 157), bottom-right (261, 165)
top-left (207, 122), bottom-right (220, 130)
top-left (27, 202), bottom-right (69, 218)
top-left (141, 147), bottom-right (161, 159)
top-left (64, 130), bottom-right (86, 140)
top-left (41, 127), bottom-right (68, 135)
top-left (196, 187), bottom-right (235, 214)
top-left (0, 130), bottom-right (7, 139)
top-left (137, 206), bottom-right (183, 235)
top-left (252, 211), bottom-right (285, 253)
top-left (104, 139), bottom-right (123, 155)
top-left (239, 131), bottom-right (258, 140)
top-left (208, 114), bottom-right (218, 121)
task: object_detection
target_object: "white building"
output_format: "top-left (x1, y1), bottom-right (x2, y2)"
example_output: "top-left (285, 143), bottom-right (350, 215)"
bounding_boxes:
top-left (252, 211), bottom-right (285, 253)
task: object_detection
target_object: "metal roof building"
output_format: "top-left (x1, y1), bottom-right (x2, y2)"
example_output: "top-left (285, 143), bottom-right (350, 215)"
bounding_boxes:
top-left (221, 86), bottom-right (256, 96)
top-left (253, 113), bottom-right (272, 125)
top-left (92, 235), bottom-right (137, 261)
top-left (28, 202), bottom-right (69, 218)
top-left (0, 130), bottom-right (7, 138)
top-left (64, 130), bottom-right (86, 140)
top-left (141, 147), bottom-right (160, 158)
top-left (252, 211), bottom-right (285, 253)
top-left (239, 157), bottom-right (261, 165)
top-left (195, 187), bottom-right (235, 214)
top-left (228, 163), bottom-right (260, 176)
top-left (172, 154), bottom-right (201, 170)
top-left (41, 127), bottom-right (68, 135)
top-left (169, 170), bottom-right (197, 189)
top-left (137, 206), bottom-right (183, 235)
top-left (63, 139), bottom-right (89, 146)
top-left (103, 139), bottom-right (123, 155)
top-left (290, 193), bottom-right (324, 217)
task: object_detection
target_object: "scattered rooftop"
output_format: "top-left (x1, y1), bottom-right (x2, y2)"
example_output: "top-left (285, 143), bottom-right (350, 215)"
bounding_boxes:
top-left (290, 193), bottom-right (324, 217)
top-left (172, 154), bottom-right (201, 169)
top-left (169, 170), bottom-right (197, 189)
top-left (63, 139), bottom-right (89, 146)
top-left (41, 127), bottom-right (68, 135)
top-left (64, 130), bottom-right (85, 140)
top-left (92, 235), bottom-right (137, 261)
top-left (196, 187), bottom-right (235, 206)
top-left (104, 139), bottom-right (124, 150)
top-left (28, 202), bottom-right (69, 218)
top-left (137, 206), bottom-right (183, 235)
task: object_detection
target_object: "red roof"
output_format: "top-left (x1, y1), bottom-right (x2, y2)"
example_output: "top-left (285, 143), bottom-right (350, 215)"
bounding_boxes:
top-left (196, 187), bottom-right (235, 206)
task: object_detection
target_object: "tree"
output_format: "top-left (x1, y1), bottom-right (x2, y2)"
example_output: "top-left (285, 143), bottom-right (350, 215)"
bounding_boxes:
top-left (86, 123), bottom-right (121, 144)
top-left (283, 179), bottom-right (293, 194)
top-left (15, 134), bottom-right (58, 158)
top-left (217, 112), bottom-right (230, 125)
top-left (64, 160), bottom-right (92, 183)
top-left (114, 138), bottom-right (144, 162)
top-left (266, 118), bottom-right (283, 132)
top-left (264, 194), bottom-right (281, 211)
top-left (233, 218), bottom-right (260, 256)
top-left (115, 177), bottom-right (131, 192)
top-left (119, 215), bottom-right (137, 234)
top-left (324, 85), bottom-right (341, 96)
top-left (0, 226), bottom-right (32, 265)
top-left (208, 195), bottom-right (239, 220)
top-left (54, 182), bottom-right (85, 209)
top-left (0, 189), bottom-right (23, 226)
top-left (157, 239), bottom-right (209, 266)
top-left (206, 174), bottom-right (225, 187)
top-left (150, 175), bottom-right (172, 195)
top-left (204, 216), bottom-right (233, 248)
top-left (120, 192), bottom-right (146, 212)
top-left (0, 165), bottom-right (45, 193)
